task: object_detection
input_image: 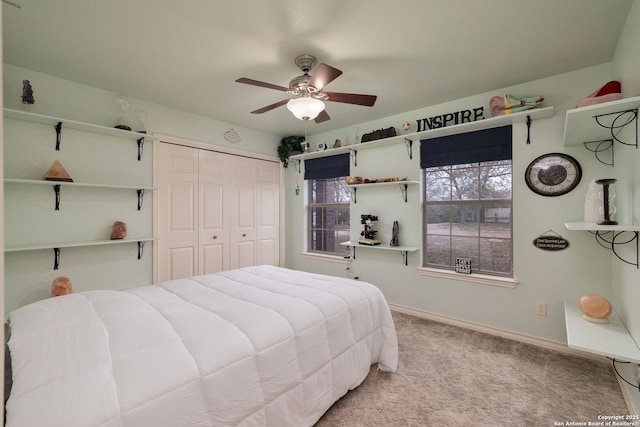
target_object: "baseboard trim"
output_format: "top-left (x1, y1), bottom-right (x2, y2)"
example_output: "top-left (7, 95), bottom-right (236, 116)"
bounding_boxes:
top-left (389, 303), bottom-right (639, 414)
top-left (389, 303), bottom-right (605, 361)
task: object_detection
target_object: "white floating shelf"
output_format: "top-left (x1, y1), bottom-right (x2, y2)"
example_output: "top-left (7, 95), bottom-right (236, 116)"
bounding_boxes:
top-left (4, 108), bottom-right (156, 141)
top-left (564, 221), bottom-right (640, 232)
top-left (347, 180), bottom-right (419, 189)
top-left (5, 237), bottom-right (159, 253)
top-left (290, 107), bottom-right (554, 161)
top-left (4, 178), bottom-right (157, 191)
top-left (563, 96), bottom-right (640, 147)
top-left (564, 299), bottom-right (640, 363)
top-left (341, 241), bottom-right (419, 252)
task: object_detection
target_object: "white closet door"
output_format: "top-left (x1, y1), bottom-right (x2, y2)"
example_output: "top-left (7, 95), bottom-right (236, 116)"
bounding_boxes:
top-left (199, 150), bottom-right (228, 274)
top-left (256, 160), bottom-right (280, 266)
top-left (227, 156), bottom-right (257, 269)
top-left (157, 143), bottom-right (199, 282)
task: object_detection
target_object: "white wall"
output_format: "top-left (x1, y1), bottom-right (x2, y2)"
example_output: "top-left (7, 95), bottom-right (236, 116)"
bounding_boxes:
top-left (284, 2), bottom-right (640, 408)
top-left (3, 64), bottom-right (280, 313)
top-left (611, 0), bottom-right (640, 412)
top-left (286, 63), bottom-right (619, 344)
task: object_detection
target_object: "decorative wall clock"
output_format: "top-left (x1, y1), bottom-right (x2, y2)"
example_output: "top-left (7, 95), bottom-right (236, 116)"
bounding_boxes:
top-left (525, 153), bottom-right (582, 197)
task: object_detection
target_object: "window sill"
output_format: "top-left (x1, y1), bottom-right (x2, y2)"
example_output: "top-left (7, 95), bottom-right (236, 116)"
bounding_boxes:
top-left (417, 267), bottom-right (518, 288)
top-left (302, 252), bottom-right (349, 263)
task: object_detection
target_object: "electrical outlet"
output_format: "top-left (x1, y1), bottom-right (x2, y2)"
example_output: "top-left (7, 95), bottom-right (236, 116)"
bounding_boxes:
top-left (535, 302), bottom-right (547, 316)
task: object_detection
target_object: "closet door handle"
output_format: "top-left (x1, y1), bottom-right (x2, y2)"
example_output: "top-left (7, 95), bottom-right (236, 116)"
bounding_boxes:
top-left (212, 235), bottom-right (217, 240)
top-left (242, 233), bottom-right (247, 237)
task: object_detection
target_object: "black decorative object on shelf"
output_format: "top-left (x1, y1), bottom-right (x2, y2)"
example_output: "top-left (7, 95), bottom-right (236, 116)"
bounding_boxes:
top-left (390, 221), bottom-right (399, 246)
top-left (595, 178), bottom-right (618, 225)
top-left (21, 80), bottom-right (34, 107)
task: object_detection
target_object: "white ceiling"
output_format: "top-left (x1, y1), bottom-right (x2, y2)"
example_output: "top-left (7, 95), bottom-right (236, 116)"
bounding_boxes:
top-left (2, 0), bottom-right (633, 137)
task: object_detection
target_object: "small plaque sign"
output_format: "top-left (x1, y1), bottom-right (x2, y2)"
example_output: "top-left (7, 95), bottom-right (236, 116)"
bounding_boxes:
top-left (455, 257), bottom-right (472, 274)
top-left (533, 235), bottom-right (570, 251)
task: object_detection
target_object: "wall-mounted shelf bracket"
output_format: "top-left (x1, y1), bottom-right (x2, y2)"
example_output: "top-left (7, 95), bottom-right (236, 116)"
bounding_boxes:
top-left (53, 184), bottom-right (61, 210)
top-left (350, 149), bottom-right (358, 167)
top-left (400, 183), bottom-right (409, 202)
top-left (293, 158), bottom-right (301, 173)
top-left (350, 187), bottom-right (357, 204)
top-left (137, 189), bottom-right (145, 210)
top-left (583, 108), bottom-right (637, 166)
top-left (404, 138), bottom-right (413, 159)
top-left (137, 137), bottom-right (145, 161)
top-left (55, 122), bottom-right (62, 151)
top-left (526, 115), bottom-right (532, 144)
top-left (590, 230), bottom-right (639, 269)
top-left (53, 247), bottom-right (61, 270)
top-left (401, 250), bottom-right (409, 266)
top-left (583, 139), bottom-right (614, 166)
top-left (137, 241), bottom-right (146, 259)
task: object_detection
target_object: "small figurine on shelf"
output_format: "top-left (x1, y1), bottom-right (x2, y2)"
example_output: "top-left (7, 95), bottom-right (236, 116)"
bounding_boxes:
top-left (21, 79), bottom-right (35, 110)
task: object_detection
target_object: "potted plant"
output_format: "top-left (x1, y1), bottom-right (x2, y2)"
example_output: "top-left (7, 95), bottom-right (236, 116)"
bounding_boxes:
top-left (278, 135), bottom-right (305, 168)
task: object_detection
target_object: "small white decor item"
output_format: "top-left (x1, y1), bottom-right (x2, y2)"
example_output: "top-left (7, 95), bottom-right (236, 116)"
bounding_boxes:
top-left (316, 142), bottom-right (327, 151)
top-left (578, 294), bottom-right (612, 324)
top-left (224, 128), bottom-right (241, 143)
top-left (583, 180), bottom-right (602, 223)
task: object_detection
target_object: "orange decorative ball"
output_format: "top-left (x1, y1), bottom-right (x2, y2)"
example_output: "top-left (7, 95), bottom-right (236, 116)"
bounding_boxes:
top-left (578, 294), bottom-right (612, 324)
top-left (51, 277), bottom-right (73, 297)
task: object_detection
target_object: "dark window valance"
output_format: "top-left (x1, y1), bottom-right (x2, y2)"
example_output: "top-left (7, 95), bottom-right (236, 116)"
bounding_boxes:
top-left (304, 153), bottom-right (350, 180)
top-left (420, 125), bottom-right (512, 168)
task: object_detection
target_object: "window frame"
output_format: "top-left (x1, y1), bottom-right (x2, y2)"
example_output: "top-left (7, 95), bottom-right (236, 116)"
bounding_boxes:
top-left (306, 176), bottom-right (351, 257)
top-left (422, 159), bottom-right (514, 278)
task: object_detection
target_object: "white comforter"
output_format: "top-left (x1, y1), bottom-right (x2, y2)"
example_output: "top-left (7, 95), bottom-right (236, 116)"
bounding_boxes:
top-left (6, 265), bottom-right (398, 427)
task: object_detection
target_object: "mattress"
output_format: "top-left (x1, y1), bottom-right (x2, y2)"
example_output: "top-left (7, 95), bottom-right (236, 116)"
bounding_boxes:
top-left (5, 265), bottom-right (398, 426)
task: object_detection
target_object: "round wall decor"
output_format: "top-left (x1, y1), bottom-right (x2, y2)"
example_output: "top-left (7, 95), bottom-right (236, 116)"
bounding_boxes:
top-left (524, 153), bottom-right (582, 197)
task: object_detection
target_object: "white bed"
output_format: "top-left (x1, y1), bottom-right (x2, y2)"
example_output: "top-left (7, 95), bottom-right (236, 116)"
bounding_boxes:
top-left (5, 265), bottom-right (398, 427)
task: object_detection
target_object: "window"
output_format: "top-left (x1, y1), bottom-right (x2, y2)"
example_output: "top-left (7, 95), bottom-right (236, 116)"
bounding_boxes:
top-left (304, 153), bottom-right (350, 256)
top-left (421, 126), bottom-right (512, 277)
top-left (308, 177), bottom-right (350, 255)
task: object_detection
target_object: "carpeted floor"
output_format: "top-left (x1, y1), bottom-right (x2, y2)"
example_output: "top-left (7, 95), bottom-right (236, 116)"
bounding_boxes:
top-left (315, 311), bottom-right (629, 426)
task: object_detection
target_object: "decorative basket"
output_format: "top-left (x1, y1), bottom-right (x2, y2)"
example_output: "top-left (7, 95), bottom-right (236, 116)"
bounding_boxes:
top-left (345, 176), bottom-right (363, 185)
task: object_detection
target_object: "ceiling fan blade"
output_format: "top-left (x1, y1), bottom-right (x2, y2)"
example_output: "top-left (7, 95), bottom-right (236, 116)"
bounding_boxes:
top-left (323, 92), bottom-right (377, 107)
top-left (251, 99), bottom-right (289, 114)
top-left (314, 110), bottom-right (331, 123)
top-left (307, 63), bottom-right (342, 92)
top-left (236, 78), bottom-right (289, 92)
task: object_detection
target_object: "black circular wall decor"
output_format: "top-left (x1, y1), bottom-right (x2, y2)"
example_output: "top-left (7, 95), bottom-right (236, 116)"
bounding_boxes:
top-left (524, 153), bottom-right (582, 197)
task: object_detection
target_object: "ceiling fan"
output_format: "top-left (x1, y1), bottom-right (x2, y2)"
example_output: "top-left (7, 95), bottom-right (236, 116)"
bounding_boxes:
top-left (236, 54), bottom-right (377, 123)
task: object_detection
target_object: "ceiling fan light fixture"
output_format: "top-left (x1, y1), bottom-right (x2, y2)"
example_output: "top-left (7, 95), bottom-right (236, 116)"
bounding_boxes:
top-left (286, 97), bottom-right (325, 121)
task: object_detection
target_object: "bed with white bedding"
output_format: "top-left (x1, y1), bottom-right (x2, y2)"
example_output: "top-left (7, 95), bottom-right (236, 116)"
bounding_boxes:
top-left (5, 265), bottom-right (398, 427)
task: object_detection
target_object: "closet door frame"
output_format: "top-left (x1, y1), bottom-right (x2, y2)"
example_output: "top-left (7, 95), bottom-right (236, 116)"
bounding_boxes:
top-left (152, 134), bottom-right (284, 283)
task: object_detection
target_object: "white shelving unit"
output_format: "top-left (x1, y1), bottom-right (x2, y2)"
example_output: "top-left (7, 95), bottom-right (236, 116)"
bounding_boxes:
top-left (341, 241), bottom-right (419, 266)
top-left (4, 108), bottom-right (158, 270)
top-left (348, 180), bottom-right (420, 203)
top-left (290, 107), bottom-right (555, 163)
top-left (564, 299), bottom-right (640, 363)
top-left (4, 108), bottom-right (158, 160)
top-left (564, 221), bottom-right (639, 269)
top-left (562, 96), bottom-right (640, 165)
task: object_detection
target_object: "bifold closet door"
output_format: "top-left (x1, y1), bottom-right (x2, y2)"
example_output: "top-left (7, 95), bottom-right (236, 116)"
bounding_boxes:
top-left (227, 155), bottom-right (257, 269)
top-left (255, 160), bottom-right (280, 267)
top-left (157, 143), bottom-right (199, 282)
top-left (199, 150), bottom-right (228, 274)
top-left (157, 142), bottom-right (281, 282)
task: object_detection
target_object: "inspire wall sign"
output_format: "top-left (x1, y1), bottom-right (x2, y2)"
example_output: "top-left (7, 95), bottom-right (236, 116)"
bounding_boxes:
top-left (415, 106), bottom-right (485, 132)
